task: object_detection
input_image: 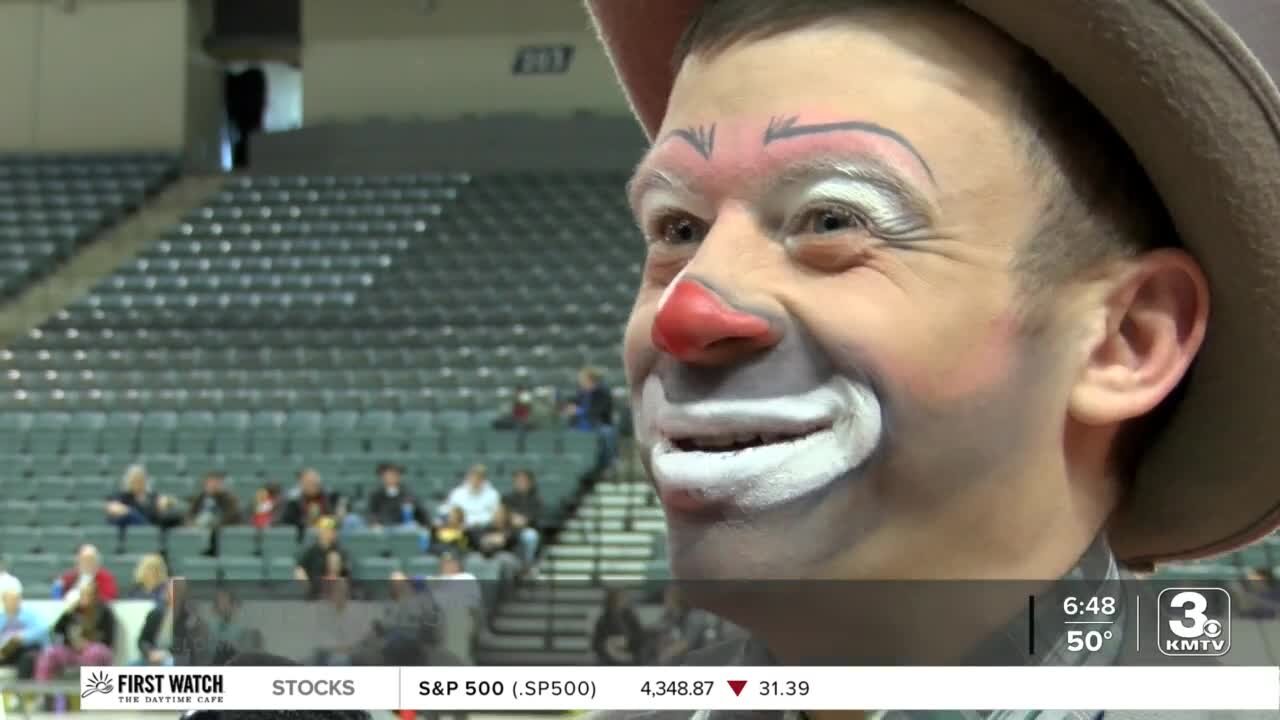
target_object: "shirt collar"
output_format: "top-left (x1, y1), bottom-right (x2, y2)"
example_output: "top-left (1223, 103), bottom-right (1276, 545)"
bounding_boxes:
top-left (706, 536), bottom-right (1124, 720)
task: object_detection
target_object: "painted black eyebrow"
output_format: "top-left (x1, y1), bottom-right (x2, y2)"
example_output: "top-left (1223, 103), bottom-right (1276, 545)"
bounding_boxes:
top-left (660, 124), bottom-right (718, 160)
top-left (764, 115), bottom-right (935, 184)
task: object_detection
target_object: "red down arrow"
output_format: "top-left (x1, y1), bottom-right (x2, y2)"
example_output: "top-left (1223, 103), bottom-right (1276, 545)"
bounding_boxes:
top-left (728, 680), bottom-right (747, 697)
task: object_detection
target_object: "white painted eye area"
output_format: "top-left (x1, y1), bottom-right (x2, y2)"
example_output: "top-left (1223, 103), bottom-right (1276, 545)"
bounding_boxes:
top-left (791, 204), bottom-right (866, 237)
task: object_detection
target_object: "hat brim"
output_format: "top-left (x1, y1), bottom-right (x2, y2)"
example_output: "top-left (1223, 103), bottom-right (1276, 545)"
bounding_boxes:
top-left (587, 0), bottom-right (1280, 568)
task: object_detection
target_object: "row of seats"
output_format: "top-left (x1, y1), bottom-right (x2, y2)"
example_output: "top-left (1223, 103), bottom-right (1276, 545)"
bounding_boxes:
top-left (0, 425), bottom-right (597, 457)
top-left (17, 325), bottom-right (616, 346)
top-left (7, 171), bottom-right (631, 411)
top-left (5, 365), bottom-right (597, 385)
top-left (0, 151), bottom-right (176, 298)
top-left (225, 173), bottom-right (470, 189)
top-left (0, 390), bottom-right (551, 414)
top-left (4, 350), bottom-right (611, 374)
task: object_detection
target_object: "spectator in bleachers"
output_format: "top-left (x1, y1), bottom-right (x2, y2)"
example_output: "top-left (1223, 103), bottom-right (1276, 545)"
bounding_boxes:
top-left (251, 483), bottom-right (280, 529)
top-left (312, 579), bottom-right (362, 666)
top-left (279, 468), bottom-right (344, 539)
top-left (563, 367), bottom-right (618, 480)
top-left (358, 570), bottom-right (437, 666)
top-left (294, 517), bottom-right (351, 597)
top-left (206, 588), bottom-right (254, 664)
top-left (104, 464), bottom-right (182, 529)
top-left (56, 544), bottom-right (119, 603)
top-left (492, 384), bottom-right (534, 430)
top-left (364, 462), bottom-right (427, 530)
top-left (503, 468), bottom-right (543, 568)
top-left (441, 464), bottom-right (501, 529)
top-left (591, 588), bottom-right (645, 666)
top-left (430, 506), bottom-right (469, 555)
top-left (129, 553), bottom-right (169, 604)
top-left (647, 585), bottom-right (713, 665)
top-left (470, 503), bottom-right (518, 558)
top-left (186, 471), bottom-right (244, 529)
top-left (1237, 566), bottom-right (1280, 619)
top-left (34, 581), bottom-right (116, 681)
top-left (0, 576), bottom-right (48, 679)
top-left (136, 580), bottom-right (183, 666)
top-left (427, 554), bottom-right (482, 666)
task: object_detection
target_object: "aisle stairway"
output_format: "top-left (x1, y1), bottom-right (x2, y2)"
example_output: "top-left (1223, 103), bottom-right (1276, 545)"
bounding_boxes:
top-left (476, 479), bottom-right (668, 665)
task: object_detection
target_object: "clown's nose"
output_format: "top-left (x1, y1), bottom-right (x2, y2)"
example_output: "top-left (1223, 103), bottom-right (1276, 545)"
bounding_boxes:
top-left (651, 280), bottom-right (781, 364)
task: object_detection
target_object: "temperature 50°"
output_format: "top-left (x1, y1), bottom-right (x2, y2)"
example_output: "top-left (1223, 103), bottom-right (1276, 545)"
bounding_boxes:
top-left (1066, 629), bottom-right (1113, 652)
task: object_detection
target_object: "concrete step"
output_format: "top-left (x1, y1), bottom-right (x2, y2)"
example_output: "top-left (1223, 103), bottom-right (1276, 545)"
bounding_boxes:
top-left (492, 615), bottom-right (590, 636)
top-left (514, 585), bottom-right (607, 604)
top-left (556, 529), bottom-right (653, 545)
top-left (499, 601), bottom-right (592, 619)
top-left (581, 493), bottom-right (658, 507)
top-left (595, 482), bottom-right (654, 494)
top-left (561, 519), bottom-right (667, 535)
top-left (570, 506), bottom-right (665, 520)
top-left (548, 544), bottom-right (652, 560)
top-left (545, 558), bottom-right (650, 574)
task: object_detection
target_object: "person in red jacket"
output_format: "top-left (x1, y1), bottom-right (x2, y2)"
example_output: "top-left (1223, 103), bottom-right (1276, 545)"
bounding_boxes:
top-left (58, 544), bottom-right (118, 603)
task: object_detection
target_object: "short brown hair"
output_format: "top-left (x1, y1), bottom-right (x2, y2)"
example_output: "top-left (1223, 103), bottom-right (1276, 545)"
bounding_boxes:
top-left (672, 0), bottom-right (1175, 298)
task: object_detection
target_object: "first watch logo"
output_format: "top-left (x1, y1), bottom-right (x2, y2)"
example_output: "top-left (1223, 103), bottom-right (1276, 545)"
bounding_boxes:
top-left (1158, 587), bottom-right (1231, 656)
top-left (81, 669), bottom-right (226, 707)
top-left (81, 670), bottom-right (114, 698)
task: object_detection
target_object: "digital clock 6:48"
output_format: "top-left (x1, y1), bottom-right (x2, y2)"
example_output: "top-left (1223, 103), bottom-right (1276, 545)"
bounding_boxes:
top-left (1062, 596), bottom-right (1116, 616)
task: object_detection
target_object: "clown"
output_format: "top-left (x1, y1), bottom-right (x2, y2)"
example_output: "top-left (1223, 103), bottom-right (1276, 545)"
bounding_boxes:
top-left (588, 0), bottom-right (1280, 715)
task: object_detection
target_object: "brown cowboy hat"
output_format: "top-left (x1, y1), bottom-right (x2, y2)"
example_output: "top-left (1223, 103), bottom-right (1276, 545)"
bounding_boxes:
top-left (587, 0), bottom-right (1280, 569)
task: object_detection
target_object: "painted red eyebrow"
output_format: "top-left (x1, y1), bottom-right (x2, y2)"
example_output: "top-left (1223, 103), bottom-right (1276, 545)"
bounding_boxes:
top-left (655, 115), bottom-right (935, 185)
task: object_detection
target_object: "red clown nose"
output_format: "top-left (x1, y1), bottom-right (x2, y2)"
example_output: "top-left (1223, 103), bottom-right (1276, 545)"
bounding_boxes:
top-left (651, 280), bottom-right (780, 364)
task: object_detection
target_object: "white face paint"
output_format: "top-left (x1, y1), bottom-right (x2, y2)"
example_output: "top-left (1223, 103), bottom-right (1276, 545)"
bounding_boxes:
top-left (638, 375), bottom-right (883, 512)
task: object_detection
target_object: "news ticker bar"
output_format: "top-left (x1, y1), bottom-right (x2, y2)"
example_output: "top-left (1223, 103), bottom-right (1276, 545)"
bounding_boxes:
top-left (78, 665), bottom-right (1280, 712)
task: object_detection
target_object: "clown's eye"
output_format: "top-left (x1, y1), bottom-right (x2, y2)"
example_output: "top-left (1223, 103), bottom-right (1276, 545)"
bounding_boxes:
top-left (651, 211), bottom-right (709, 246)
top-left (791, 205), bottom-right (866, 236)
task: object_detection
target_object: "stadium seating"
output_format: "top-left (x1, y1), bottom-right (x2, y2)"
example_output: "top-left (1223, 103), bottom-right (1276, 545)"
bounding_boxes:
top-left (0, 171), bottom-right (641, 639)
top-left (0, 151), bottom-right (176, 298)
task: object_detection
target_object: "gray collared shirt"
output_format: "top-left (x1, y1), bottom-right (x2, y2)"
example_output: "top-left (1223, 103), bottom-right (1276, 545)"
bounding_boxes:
top-left (596, 539), bottom-right (1270, 720)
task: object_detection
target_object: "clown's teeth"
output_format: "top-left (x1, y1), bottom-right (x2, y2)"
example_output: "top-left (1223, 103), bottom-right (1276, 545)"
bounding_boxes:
top-left (639, 375), bottom-right (884, 514)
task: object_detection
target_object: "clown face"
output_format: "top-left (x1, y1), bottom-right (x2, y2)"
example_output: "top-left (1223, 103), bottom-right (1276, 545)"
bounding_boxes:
top-left (624, 9), bottom-right (1109, 582)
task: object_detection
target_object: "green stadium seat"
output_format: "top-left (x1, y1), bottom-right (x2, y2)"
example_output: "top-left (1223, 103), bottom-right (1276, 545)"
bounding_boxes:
top-left (1, 525), bottom-right (42, 554)
top-left (166, 528), bottom-right (210, 558)
top-left (218, 526), bottom-right (259, 557)
top-left (403, 555), bottom-right (440, 577)
top-left (78, 525), bottom-right (124, 556)
top-left (121, 525), bottom-right (162, 554)
top-left (9, 554), bottom-right (61, 592)
top-left (562, 433), bottom-right (596, 459)
top-left (262, 553), bottom-right (299, 580)
top-left (38, 500), bottom-right (80, 527)
top-left (2, 500), bottom-right (38, 525)
top-left (341, 530), bottom-right (387, 560)
top-left (352, 556), bottom-right (399, 581)
top-left (178, 555), bottom-right (220, 581)
top-left (102, 553), bottom-right (142, 585)
top-left (219, 555), bottom-right (263, 581)
top-left (260, 526), bottom-right (298, 558)
top-left (37, 476), bottom-right (79, 500)
top-left (523, 431), bottom-right (558, 455)
top-left (65, 453), bottom-right (108, 477)
top-left (386, 531), bottom-right (425, 560)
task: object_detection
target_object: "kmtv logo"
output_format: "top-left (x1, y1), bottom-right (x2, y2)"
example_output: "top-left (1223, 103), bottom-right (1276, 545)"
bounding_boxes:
top-left (1158, 588), bottom-right (1231, 656)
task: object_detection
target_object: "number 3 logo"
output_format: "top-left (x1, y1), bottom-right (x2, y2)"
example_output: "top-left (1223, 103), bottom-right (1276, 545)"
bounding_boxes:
top-left (1167, 590), bottom-right (1208, 638)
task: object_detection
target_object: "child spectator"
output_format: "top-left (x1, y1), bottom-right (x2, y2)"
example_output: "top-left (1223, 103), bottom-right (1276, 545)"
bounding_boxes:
top-left (430, 507), bottom-right (469, 555)
top-left (251, 483), bottom-right (280, 529)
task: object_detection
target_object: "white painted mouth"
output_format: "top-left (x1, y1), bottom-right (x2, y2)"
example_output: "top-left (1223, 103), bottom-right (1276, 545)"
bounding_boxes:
top-left (638, 375), bottom-right (883, 513)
